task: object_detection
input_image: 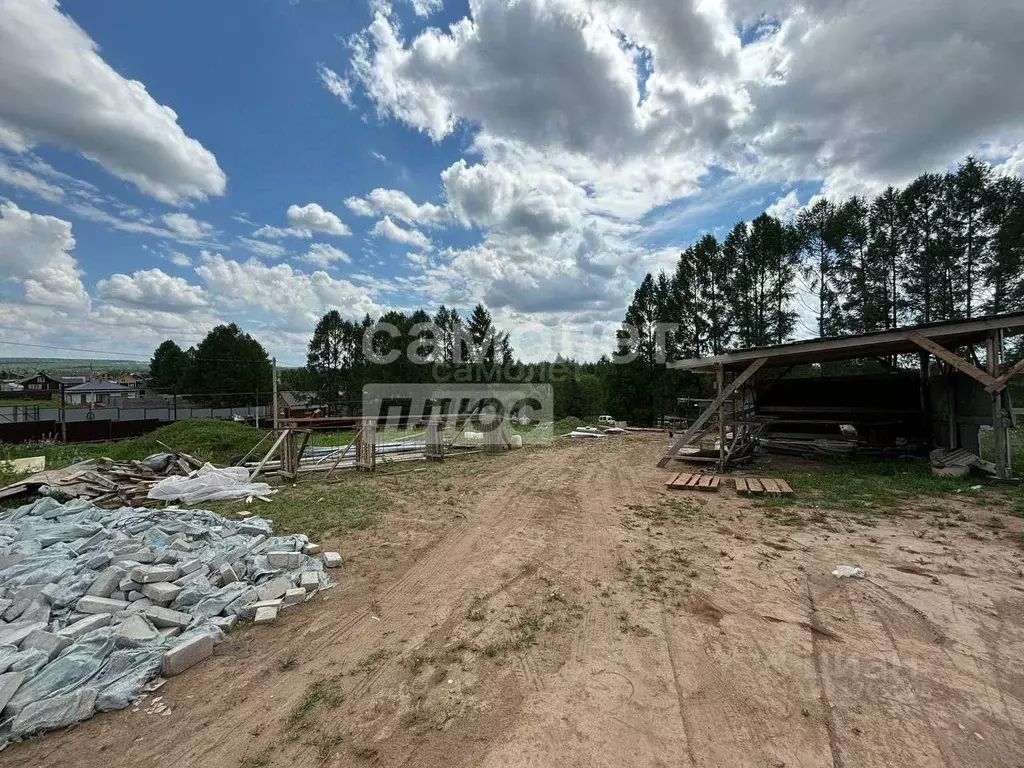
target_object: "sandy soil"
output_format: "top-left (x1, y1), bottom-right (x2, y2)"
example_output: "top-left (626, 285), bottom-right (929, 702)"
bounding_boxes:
top-left (5, 435), bottom-right (1024, 768)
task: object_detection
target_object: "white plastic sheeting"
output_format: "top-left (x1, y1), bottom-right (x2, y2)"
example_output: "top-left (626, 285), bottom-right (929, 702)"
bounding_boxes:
top-left (147, 464), bottom-right (275, 505)
top-left (0, 497), bottom-right (327, 744)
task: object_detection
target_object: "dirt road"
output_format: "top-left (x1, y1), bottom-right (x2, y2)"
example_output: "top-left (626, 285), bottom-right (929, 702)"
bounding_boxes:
top-left (7, 436), bottom-right (1024, 767)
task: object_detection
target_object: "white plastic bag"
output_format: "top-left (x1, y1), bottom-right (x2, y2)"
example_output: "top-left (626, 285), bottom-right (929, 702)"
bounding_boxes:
top-left (832, 565), bottom-right (866, 579)
top-left (147, 464), bottom-right (276, 505)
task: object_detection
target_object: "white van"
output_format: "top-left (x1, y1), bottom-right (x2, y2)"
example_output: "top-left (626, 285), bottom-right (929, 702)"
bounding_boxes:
top-left (598, 415), bottom-right (615, 425)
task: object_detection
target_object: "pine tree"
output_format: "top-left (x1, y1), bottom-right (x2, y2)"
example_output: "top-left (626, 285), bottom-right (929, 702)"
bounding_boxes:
top-left (949, 156), bottom-right (993, 318)
top-left (797, 199), bottom-right (844, 337)
top-left (867, 187), bottom-right (906, 328)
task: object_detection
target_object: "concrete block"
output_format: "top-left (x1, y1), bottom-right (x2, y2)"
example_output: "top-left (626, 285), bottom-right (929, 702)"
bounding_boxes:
top-left (8, 585), bottom-right (44, 603)
top-left (83, 553), bottom-right (111, 570)
top-left (174, 567), bottom-right (210, 587)
top-left (144, 606), bottom-right (192, 629)
top-left (299, 571), bottom-right (320, 592)
top-left (323, 552), bottom-right (343, 568)
top-left (158, 626), bottom-right (181, 639)
top-left (110, 591), bottom-right (127, 602)
top-left (267, 551), bottom-right (303, 569)
top-left (76, 595), bottom-right (129, 615)
top-left (239, 599), bottom-right (283, 620)
top-left (11, 688), bottom-right (96, 738)
top-left (131, 564), bottom-right (177, 584)
top-left (161, 635), bottom-right (213, 676)
top-left (218, 563), bottom-right (238, 586)
top-left (21, 629), bottom-right (72, 661)
top-left (141, 581), bottom-right (182, 604)
top-left (179, 558), bottom-right (205, 576)
top-left (116, 614), bottom-right (159, 643)
top-left (0, 599), bottom-right (10, 616)
top-left (282, 588), bottom-right (306, 607)
top-left (247, 534), bottom-right (267, 552)
top-left (126, 590), bottom-right (145, 602)
top-left (254, 605), bottom-right (277, 624)
top-left (58, 614), bottom-right (111, 640)
top-left (256, 577), bottom-right (292, 601)
top-left (86, 566), bottom-right (127, 598)
top-left (211, 615), bottom-right (237, 633)
top-left (118, 577), bottom-right (141, 593)
top-left (0, 672), bottom-right (26, 714)
top-left (20, 600), bottom-right (50, 624)
top-left (126, 598), bottom-right (154, 613)
top-left (2, 598), bottom-right (29, 622)
top-left (302, 543), bottom-right (321, 556)
top-left (0, 621), bottom-right (46, 647)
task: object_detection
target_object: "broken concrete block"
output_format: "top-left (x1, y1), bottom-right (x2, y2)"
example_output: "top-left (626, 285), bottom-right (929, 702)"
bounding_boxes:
top-left (267, 551), bottom-right (303, 569)
top-left (323, 552), bottom-right (343, 568)
top-left (57, 613), bottom-right (111, 640)
top-left (76, 595), bottom-right (129, 615)
top-left (161, 634), bottom-right (213, 676)
top-left (144, 606), bottom-right (192, 629)
top-left (0, 672), bottom-right (26, 713)
top-left (256, 577), bottom-right (292, 601)
top-left (8, 585), bottom-right (44, 603)
top-left (141, 582), bottom-right (182, 604)
top-left (0, 598), bottom-right (11, 617)
top-left (126, 590), bottom-right (145, 602)
top-left (254, 605), bottom-right (277, 624)
top-left (218, 563), bottom-right (238, 586)
top-left (158, 626), bottom-right (181, 639)
top-left (282, 588), bottom-right (306, 607)
top-left (2, 598), bottom-right (29, 622)
top-left (11, 688), bottom-right (97, 738)
top-left (86, 566), bottom-right (126, 598)
top-left (118, 577), bottom-right (141, 593)
top-left (302, 543), bottom-right (321, 556)
top-left (21, 629), bottom-right (72, 661)
top-left (178, 558), bottom-right (204, 576)
top-left (211, 615), bottom-right (237, 633)
top-left (116, 615), bottom-right (159, 643)
top-left (19, 600), bottom-right (51, 624)
top-left (299, 571), bottom-right (320, 592)
top-left (0, 621), bottom-right (47, 648)
top-left (126, 598), bottom-right (154, 613)
top-left (130, 564), bottom-right (177, 584)
top-left (239, 599), bottom-right (283, 620)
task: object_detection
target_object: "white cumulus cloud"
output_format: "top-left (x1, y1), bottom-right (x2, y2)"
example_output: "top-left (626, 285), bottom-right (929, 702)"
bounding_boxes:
top-left (0, 200), bottom-right (87, 307)
top-left (371, 216), bottom-right (431, 249)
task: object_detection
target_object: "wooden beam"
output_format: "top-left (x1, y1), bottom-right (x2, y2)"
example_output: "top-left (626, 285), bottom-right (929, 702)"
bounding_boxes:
top-left (907, 332), bottom-right (999, 390)
top-left (249, 429), bottom-right (289, 482)
top-left (717, 364), bottom-right (726, 473)
top-left (987, 357), bottom-right (1024, 393)
top-left (988, 332), bottom-right (1008, 480)
top-left (658, 357), bottom-right (767, 467)
top-left (325, 427), bottom-right (362, 479)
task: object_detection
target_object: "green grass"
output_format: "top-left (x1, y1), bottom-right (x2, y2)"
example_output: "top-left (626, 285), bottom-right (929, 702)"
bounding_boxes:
top-left (779, 458), bottom-right (980, 512)
top-left (203, 477), bottom-right (386, 539)
top-left (286, 678), bottom-right (345, 734)
top-left (0, 419), bottom-right (268, 469)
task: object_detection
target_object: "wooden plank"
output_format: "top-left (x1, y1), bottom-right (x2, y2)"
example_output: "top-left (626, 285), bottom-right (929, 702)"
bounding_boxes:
top-left (249, 429), bottom-right (289, 482)
top-left (658, 357), bottom-right (768, 467)
top-left (775, 479), bottom-right (794, 494)
top-left (685, 474), bottom-right (702, 488)
top-left (735, 477), bottom-right (748, 493)
top-left (675, 472), bottom-right (693, 487)
top-left (665, 472), bottom-right (682, 487)
top-left (709, 476), bottom-right (720, 489)
top-left (746, 478), bottom-right (764, 494)
top-left (699, 475), bottom-right (713, 488)
top-left (907, 331), bottom-right (999, 389)
top-left (761, 478), bottom-right (782, 494)
top-left (988, 357), bottom-right (1024, 393)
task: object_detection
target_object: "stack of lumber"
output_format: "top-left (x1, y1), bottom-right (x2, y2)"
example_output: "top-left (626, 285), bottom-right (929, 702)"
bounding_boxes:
top-left (0, 452), bottom-right (204, 505)
top-left (665, 472), bottom-right (721, 490)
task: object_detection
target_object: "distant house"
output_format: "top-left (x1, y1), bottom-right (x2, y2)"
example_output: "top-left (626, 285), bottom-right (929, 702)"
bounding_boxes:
top-left (117, 373), bottom-right (147, 390)
top-left (63, 380), bottom-right (138, 406)
top-left (276, 391), bottom-right (327, 419)
top-left (17, 372), bottom-right (87, 393)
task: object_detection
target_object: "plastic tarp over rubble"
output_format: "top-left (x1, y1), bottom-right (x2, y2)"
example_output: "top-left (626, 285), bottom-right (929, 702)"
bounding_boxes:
top-left (147, 463), bottom-right (275, 505)
top-left (0, 496), bottom-right (328, 746)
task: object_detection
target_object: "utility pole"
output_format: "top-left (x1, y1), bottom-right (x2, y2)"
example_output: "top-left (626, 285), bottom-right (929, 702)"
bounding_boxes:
top-left (272, 356), bottom-right (278, 430)
top-left (59, 382), bottom-right (67, 443)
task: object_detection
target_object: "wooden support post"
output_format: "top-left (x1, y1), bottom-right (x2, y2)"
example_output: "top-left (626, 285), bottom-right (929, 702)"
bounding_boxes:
top-left (426, 420), bottom-right (444, 461)
top-left (987, 331), bottom-right (1008, 480)
top-left (357, 421), bottom-right (376, 472)
top-left (908, 332), bottom-right (1000, 390)
top-left (987, 357), bottom-right (1024, 393)
top-left (717, 364), bottom-right (726, 473)
top-left (325, 426), bottom-right (361, 479)
top-left (658, 357), bottom-right (767, 467)
top-left (280, 429), bottom-right (298, 479)
top-left (250, 429), bottom-right (289, 482)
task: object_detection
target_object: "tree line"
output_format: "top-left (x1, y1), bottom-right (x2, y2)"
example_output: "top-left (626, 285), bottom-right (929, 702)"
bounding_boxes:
top-left (147, 155), bottom-right (1023, 421)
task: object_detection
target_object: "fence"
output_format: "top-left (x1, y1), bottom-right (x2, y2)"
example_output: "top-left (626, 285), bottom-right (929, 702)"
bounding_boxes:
top-left (0, 419), bottom-right (164, 444)
top-left (0, 404), bottom-right (269, 425)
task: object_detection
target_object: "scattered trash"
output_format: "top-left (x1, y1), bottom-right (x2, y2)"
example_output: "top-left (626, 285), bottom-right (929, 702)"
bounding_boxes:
top-left (832, 565), bottom-right (866, 579)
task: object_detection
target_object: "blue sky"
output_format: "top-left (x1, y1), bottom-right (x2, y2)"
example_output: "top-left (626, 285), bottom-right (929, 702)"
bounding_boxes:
top-left (1, 0), bottom-right (1021, 365)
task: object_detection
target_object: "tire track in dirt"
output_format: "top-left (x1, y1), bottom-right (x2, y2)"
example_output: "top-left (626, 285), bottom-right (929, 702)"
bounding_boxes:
top-left (806, 577), bottom-right (844, 768)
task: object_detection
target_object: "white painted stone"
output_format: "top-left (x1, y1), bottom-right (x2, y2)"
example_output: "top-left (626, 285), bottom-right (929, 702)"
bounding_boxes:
top-left (162, 635), bottom-right (213, 676)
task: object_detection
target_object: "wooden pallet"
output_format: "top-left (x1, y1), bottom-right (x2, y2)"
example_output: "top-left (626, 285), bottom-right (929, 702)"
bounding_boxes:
top-left (735, 477), bottom-right (794, 495)
top-left (665, 472), bottom-right (721, 491)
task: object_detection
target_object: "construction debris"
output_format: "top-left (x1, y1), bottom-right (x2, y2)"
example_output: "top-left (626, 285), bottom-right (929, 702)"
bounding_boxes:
top-left (0, 496), bottom-right (331, 743)
top-left (665, 472), bottom-right (721, 491)
top-left (734, 477), bottom-right (794, 495)
top-left (929, 447), bottom-right (996, 476)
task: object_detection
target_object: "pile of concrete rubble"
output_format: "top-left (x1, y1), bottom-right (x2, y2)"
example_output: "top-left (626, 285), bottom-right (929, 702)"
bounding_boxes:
top-left (0, 496), bottom-right (341, 745)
